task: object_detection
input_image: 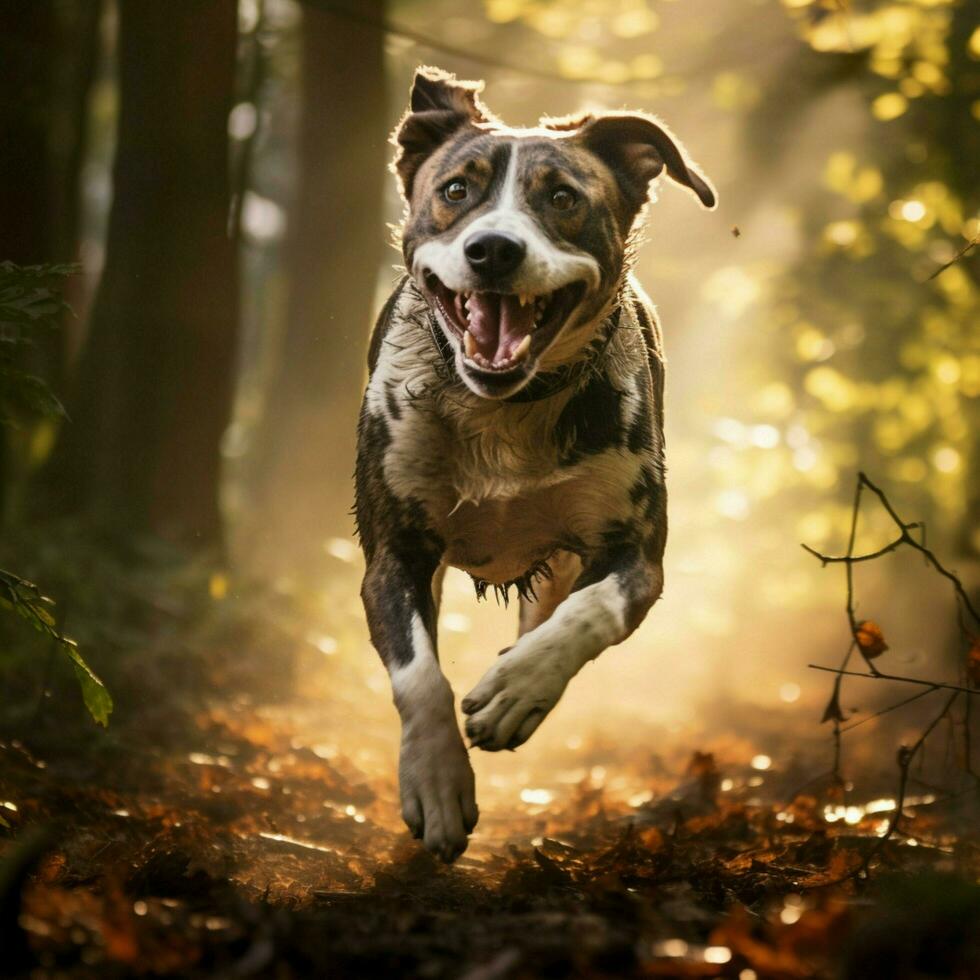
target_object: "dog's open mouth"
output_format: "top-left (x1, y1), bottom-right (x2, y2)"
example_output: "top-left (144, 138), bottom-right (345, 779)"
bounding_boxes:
top-left (424, 272), bottom-right (585, 373)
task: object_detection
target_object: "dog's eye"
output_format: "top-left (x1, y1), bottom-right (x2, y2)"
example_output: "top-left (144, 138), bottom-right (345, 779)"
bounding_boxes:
top-left (551, 186), bottom-right (578, 211)
top-left (444, 179), bottom-right (468, 203)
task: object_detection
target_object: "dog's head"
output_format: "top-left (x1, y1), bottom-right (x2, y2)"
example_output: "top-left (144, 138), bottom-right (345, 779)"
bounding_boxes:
top-left (393, 67), bottom-right (715, 399)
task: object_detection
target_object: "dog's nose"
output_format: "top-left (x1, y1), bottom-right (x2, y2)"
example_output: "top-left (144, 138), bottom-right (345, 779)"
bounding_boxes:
top-left (463, 231), bottom-right (526, 278)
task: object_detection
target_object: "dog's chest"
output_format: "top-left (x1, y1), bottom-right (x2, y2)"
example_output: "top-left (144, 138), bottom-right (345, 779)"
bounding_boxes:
top-left (438, 480), bottom-right (577, 583)
top-left (389, 411), bottom-right (642, 584)
top-left (369, 283), bottom-right (661, 585)
top-left (388, 409), bottom-right (573, 578)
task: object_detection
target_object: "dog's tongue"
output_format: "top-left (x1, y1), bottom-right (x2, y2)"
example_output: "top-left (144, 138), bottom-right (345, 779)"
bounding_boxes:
top-left (466, 293), bottom-right (534, 365)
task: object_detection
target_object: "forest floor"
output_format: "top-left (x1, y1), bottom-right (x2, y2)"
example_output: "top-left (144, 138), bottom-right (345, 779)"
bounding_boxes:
top-left (2, 531), bottom-right (980, 979)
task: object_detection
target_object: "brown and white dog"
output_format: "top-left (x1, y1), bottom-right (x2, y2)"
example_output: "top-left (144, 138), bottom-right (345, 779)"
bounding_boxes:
top-left (355, 67), bottom-right (715, 862)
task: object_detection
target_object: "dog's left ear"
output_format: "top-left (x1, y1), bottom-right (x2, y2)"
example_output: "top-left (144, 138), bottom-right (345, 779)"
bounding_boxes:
top-left (571, 113), bottom-right (716, 214)
top-left (393, 67), bottom-right (493, 200)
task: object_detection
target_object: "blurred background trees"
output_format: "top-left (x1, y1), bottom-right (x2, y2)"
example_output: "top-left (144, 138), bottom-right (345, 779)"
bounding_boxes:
top-left (51, 0), bottom-right (241, 545)
top-left (0, 0), bottom-right (976, 717)
top-left (249, 0), bottom-right (388, 570)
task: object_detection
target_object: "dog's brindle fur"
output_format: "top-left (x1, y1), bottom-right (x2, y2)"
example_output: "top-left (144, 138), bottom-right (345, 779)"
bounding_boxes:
top-left (356, 68), bottom-right (715, 862)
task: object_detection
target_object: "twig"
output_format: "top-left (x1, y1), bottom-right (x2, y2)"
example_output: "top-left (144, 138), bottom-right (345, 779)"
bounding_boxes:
top-left (801, 473), bottom-right (980, 886)
top-left (859, 473), bottom-right (979, 627)
top-left (803, 472), bottom-right (980, 635)
top-left (838, 685), bottom-right (939, 734)
top-left (927, 235), bottom-right (979, 282)
top-left (854, 690), bottom-right (961, 879)
top-left (808, 665), bottom-right (977, 699)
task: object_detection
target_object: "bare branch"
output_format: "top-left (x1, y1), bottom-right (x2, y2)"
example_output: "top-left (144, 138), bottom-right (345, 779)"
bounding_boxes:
top-left (801, 473), bottom-right (979, 885)
top-left (808, 664), bottom-right (977, 699)
top-left (927, 235), bottom-right (979, 282)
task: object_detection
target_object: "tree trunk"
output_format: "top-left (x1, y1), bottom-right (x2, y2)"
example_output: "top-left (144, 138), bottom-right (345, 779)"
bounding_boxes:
top-left (0, 1), bottom-right (101, 522)
top-left (249, 0), bottom-right (387, 570)
top-left (0, 3), bottom-right (55, 265)
top-left (53, 0), bottom-right (240, 546)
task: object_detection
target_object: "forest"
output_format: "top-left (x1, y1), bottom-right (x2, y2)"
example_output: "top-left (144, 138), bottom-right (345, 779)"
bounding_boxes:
top-left (1, 0), bottom-right (978, 977)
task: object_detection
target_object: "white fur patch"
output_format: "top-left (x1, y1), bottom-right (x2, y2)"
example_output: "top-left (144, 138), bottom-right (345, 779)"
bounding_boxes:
top-left (389, 613), bottom-right (452, 718)
top-left (411, 142), bottom-right (601, 298)
top-left (390, 613), bottom-right (477, 862)
top-left (461, 574), bottom-right (631, 751)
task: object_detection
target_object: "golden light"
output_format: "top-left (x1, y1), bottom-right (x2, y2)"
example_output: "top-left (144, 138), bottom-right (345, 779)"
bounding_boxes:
top-left (715, 489), bottom-right (750, 520)
top-left (324, 537), bottom-right (358, 562)
top-left (656, 939), bottom-right (689, 958)
top-left (932, 446), bottom-right (961, 473)
top-left (780, 905), bottom-right (803, 924)
top-left (520, 788), bottom-right (554, 805)
top-left (900, 199), bottom-right (927, 221)
top-left (779, 682), bottom-right (802, 703)
top-left (968, 26), bottom-right (980, 59)
top-left (933, 357), bottom-right (960, 385)
top-left (704, 946), bottom-right (733, 965)
top-left (751, 424), bottom-right (780, 448)
top-left (872, 92), bottom-right (908, 120)
top-left (442, 612), bottom-right (471, 633)
top-left (306, 631), bottom-right (338, 655)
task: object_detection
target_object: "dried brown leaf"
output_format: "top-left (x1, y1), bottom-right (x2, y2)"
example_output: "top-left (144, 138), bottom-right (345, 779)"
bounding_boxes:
top-left (855, 620), bottom-right (889, 660)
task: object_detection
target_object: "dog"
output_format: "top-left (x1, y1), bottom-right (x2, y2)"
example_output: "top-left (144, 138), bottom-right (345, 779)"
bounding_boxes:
top-left (355, 67), bottom-right (715, 863)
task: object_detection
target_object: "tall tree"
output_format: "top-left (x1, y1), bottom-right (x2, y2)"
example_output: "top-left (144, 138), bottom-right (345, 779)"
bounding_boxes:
top-left (0, 1), bottom-right (101, 520)
top-left (52, 0), bottom-right (240, 546)
top-left (249, 0), bottom-right (387, 569)
top-left (0, 4), bottom-right (55, 267)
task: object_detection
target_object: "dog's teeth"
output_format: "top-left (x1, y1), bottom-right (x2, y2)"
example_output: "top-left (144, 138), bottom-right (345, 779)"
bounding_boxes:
top-left (513, 334), bottom-right (531, 362)
top-left (464, 330), bottom-right (477, 358)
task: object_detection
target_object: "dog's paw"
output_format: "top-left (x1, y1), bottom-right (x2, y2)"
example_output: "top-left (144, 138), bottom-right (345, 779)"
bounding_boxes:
top-left (399, 719), bottom-right (478, 863)
top-left (461, 645), bottom-right (569, 751)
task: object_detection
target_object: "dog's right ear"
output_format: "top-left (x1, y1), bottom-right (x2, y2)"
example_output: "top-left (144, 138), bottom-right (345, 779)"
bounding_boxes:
top-left (392, 67), bottom-right (491, 200)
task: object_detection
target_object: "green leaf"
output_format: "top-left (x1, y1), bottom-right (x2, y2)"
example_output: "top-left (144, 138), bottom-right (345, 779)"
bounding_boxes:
top-left (32, 603), bottom-right (56, 628)
top-left (0, 368), bottom-right (68, 422)
top-left (0, 567), bottom-right (112, 727)
top-left (63, 641), bottom-right (113, 727)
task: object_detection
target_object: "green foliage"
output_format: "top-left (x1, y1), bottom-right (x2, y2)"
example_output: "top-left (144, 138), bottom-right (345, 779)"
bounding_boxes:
top-left (723, 0), bottom-right (980, 558)
top-left (0, 568), bottom-right (113, 727)
top-left (0, 261), bottom-right (111, 726)
top-left (0, 261), bottom-right (76, 427)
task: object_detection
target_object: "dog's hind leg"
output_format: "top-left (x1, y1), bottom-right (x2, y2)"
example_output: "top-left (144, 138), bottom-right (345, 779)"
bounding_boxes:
top-left (517, 551), bottom-right (581, 637)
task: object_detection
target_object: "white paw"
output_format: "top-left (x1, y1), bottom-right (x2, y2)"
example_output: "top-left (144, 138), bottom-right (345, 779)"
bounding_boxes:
top-left (461, 644), bottom-right (569, 751)
top-left (399, 718), bottom-right (478, 863)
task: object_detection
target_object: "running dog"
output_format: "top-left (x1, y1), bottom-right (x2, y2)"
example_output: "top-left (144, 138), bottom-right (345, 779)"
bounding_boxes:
top-left (355, 67), bottom-right (716, 862)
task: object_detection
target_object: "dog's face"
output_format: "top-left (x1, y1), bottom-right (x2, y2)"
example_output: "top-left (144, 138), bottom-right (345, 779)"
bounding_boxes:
top-left (393, 67), bottom-right (716, 399)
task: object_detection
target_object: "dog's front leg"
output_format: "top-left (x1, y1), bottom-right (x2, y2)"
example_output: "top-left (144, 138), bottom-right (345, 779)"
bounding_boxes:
top-left (361, 550), bottom-right (477, 862)
top-left (462, 541), bottom-right (663, 751)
